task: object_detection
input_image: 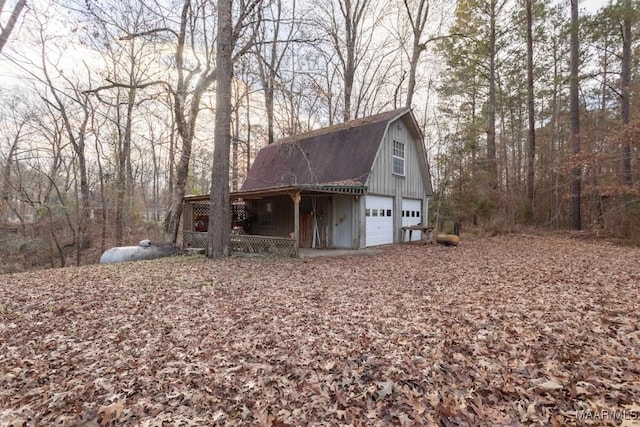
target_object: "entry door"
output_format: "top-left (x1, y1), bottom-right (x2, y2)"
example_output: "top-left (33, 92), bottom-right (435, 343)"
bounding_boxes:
top-left (333, 196), bottom-right (352, 248)
top-left (300, 214), bottom-right (313, 248)
top-left (365, 195), bottom-right (394, 246)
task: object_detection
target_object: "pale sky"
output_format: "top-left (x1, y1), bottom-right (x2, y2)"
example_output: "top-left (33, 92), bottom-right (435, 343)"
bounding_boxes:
top-left (584, 0), bottom-right (612, 12)
top-left (0, 0), bottom-right (620, 92)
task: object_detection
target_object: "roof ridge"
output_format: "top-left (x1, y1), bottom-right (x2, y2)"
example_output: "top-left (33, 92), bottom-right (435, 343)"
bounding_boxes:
top-left (274, 108), bottom-right (409, 146)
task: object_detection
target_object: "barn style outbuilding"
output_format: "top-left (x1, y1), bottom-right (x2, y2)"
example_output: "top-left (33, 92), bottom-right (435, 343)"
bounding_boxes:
top-left (183, 108), bottom-right (433, 255)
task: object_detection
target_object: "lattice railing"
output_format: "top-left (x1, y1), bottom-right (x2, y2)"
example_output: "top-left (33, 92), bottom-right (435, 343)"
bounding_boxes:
top-left (230, 235), bottom-right (297, 257)
top-left (183, 231), bottom-right (209, 249)
top-left (193, 203), bottom-right (210, 216)
top-left (182, 231), bottom-right (297, 257)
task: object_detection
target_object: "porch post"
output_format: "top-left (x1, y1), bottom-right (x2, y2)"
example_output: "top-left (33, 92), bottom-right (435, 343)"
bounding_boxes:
top-left (182, 202), bottom-right (193, 248)
top-left (292, 192), bottom-right (300, 257)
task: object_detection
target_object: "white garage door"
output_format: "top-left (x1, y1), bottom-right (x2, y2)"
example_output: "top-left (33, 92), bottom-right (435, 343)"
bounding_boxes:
top-left (402, 199), bottom-right (422, 241)
top-left (365, 195), bottom-right (394, 246)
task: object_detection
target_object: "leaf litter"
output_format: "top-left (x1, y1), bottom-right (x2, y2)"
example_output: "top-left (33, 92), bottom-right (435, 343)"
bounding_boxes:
top-left (1, 234), bottom-right (639, 425)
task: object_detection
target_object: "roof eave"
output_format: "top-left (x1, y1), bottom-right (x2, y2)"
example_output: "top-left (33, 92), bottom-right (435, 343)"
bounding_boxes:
top-left (185, 184), bottom-right (369, 203)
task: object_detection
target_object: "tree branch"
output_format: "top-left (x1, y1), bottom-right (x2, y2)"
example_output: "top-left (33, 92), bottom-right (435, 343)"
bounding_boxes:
top-left (418, 33), bottom-right (466, 50)
top-left (82, 79), bottom-right (172, 95)
top-left (120, 27), bottom-right (179, 40)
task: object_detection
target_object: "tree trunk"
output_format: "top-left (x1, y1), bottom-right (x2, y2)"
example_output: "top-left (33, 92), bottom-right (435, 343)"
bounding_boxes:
top-left (246, 88), bottom-right (252, 179)
top-left (551, 31), bottom-right (561, 227)
top-left (265, 85), bottom-right (275, 143)
top-left (620, 0), bottom-right (632, 186)
top-left (406, 41), bottom-right (421, 109)
top-left (0, 0), bottom-right (26, 53)
top-left (569, 0), bottom-right (581, 230)
top-left (255, 0), bottom-right (292, 144)
top-left (232, 104), bottom-right (240, 191)
top-left (341, 0), bottom-right (369, 122)
top-left (76, 149), bottom-right (91, 265)
top-left (403, 0), bottom-right (429, 109)
top-left (94, 133), bottom-right (107, 254)
top-left (344, 0), bottom-right (354, 122)
top-left (487, 0), bottom-right (498, 188)
top-left (207, 0), bottom-right (233, 258)
top-left (1, 130), bottom-right (20, 222)
top-left (115, 93), bottom-right (125, 245)
top-left (163, 0), bottom-right (217, 244)
top-left (114, 83), bottom-right (136, 246)
top-left (525, 0), bottom-right (536, 208)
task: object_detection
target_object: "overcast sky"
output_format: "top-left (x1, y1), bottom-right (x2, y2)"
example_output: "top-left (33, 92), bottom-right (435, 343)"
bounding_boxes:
top-left (584, 0), bottom-right (610, 12)
top-left (0, 0), bottom-right (620, 92)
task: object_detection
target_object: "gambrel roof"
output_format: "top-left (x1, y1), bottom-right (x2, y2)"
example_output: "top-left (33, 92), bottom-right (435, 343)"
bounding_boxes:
top-left (241, 108), bottom-right (430, 194)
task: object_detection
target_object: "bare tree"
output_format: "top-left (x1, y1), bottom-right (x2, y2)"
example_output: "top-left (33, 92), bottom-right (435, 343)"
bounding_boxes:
top-left (80, 0), bottom-right (165, 245)
top-left (231, 56), bottom-right (260, 190)
top-left (0, 96), bottom-right (32, 224)
top-left (525, 0), bottom-right (535, 208)
top-left (486, 0), bottom-right (498, 188)
top-left (351, 43), bottom-right (401, 117)
top-left (403, 0), bottom-right (430, 108)
top-left (87, 0), bottom-right (222, 244)
top-left (207, 0), bottom-right (264, 258)
top-left (12, 9), bottom-right (100, 264)
top-left (162, 0), bottom-right (218, 243)
top-left (305, 50), bottom-right (342, 126)
top-left (254, 0), bottom-right (300, 144)
top-left (313, 0), bottom-right (374, 122)
top-left (26, 109), bottom-right (77, 267)
top-left (207, 0), bottom-right (233, 258)
top-left (620, 0), bottom-right (633, 186)
top-left (40, 69), bottom-right (94, 264)
top-left (569, 0), bottom-right (581, 230)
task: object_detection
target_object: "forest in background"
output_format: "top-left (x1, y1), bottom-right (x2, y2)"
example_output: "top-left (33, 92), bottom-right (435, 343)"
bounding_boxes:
top-left (0, 0), bottom-right (638, 271)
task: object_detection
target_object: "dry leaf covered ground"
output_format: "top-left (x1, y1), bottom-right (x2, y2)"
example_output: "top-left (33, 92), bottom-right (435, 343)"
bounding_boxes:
top-left (1, 234), bottom-right (639, 426)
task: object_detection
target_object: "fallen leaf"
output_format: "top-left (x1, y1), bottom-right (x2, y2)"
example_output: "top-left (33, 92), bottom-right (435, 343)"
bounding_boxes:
top-left (533, 378), bottom-right (563, 391)
top-left (97, 400), bottom-right (123, 425)
top-left (1, 235), bottom-right (638, 425)
top-left (375, 381), bottom-right (393, 400)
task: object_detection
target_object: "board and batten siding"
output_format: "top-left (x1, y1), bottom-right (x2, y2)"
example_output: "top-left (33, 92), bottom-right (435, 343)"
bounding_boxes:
top-left (365, 117), bottom-right (430, 243)
top-left (367, 118), bottom-right (427, 197)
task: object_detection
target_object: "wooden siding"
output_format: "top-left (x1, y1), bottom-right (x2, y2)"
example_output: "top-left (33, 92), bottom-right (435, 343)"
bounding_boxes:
top-left (332, 195), bottom-right (354, 249)
top-left (366, 118), bottom-right (430, 243)
top-left (367, 118), bottom-right (428, 198)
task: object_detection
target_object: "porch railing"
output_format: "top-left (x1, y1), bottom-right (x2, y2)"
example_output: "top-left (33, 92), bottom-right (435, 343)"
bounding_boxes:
top-left (183, 231), bottom-right (209, 249)
top-left (183, 231), bottom-right (297, 257)
top-left (230, 235), bottom-right (297, 257)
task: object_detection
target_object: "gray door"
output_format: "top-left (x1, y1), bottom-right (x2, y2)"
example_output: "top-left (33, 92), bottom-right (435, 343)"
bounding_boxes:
top-left (333, 196), bottom-right (352, 248)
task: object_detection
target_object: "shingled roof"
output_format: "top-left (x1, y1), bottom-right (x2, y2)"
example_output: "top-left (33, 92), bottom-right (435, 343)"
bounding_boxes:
top-left (241, 108), bottom-right (413, 192)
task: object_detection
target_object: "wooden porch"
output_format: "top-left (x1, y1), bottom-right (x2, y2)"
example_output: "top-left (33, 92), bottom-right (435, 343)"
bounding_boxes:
top-left (183, 184), bottom-right (367, 257)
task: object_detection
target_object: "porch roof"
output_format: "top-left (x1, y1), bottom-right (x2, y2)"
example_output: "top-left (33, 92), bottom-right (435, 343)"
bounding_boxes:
top-left (184, 183), bottom-right (368, 203)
